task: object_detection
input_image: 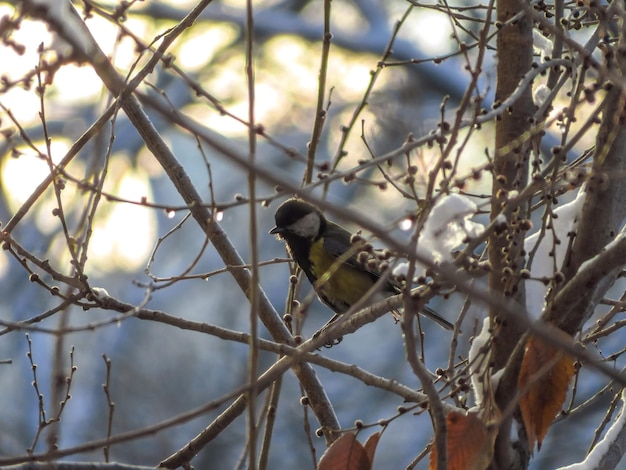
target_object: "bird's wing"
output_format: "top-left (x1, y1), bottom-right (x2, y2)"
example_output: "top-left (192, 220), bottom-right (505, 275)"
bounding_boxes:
top-left (323, 223), bottom-right (452, 329)
top-left (322, 222), bottom-right (385, 284)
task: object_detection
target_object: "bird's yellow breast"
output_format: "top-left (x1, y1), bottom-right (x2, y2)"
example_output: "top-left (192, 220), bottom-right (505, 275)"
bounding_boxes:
top-left (309, 238), bottom-right (374, 307)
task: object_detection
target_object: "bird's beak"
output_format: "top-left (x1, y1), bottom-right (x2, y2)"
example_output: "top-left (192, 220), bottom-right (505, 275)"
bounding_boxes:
top-left (269, 226), bottom-right (282, 235)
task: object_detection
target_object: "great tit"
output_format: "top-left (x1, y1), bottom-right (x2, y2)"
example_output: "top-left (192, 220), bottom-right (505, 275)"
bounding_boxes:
top-left (269, 198), bottom-right (453, 335)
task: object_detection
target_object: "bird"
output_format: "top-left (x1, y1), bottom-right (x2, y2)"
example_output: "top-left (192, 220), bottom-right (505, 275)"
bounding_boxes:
top-left (269, 198), bottom-right (453, 342)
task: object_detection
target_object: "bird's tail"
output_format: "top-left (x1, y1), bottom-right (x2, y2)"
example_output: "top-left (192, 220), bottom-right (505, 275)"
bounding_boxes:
top-left (390, 306), bottom-right (453, 330)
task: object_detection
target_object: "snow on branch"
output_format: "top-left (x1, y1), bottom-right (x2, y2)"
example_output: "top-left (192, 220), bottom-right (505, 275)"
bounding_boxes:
top-left (558, 389), bottom-right (626, 470)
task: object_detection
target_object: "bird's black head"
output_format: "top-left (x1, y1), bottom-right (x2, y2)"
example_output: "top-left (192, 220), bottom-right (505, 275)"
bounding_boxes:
top-left (269, 198), bottom-right (325, 241)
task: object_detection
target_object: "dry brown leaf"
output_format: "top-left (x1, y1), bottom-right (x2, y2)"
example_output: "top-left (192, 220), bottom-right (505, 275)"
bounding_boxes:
top-left (318, 432), bottom-right (372, 470)
top-left (362, 431), bottom-right (381, 465)
top-left (518, 335), bottom-right (575, 451)
top-left (429, 411), bottom-right (496, 470)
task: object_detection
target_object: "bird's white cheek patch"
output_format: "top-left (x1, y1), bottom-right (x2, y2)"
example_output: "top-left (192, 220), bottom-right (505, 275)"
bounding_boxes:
top-left (289, 212), bottom-right (320, 238)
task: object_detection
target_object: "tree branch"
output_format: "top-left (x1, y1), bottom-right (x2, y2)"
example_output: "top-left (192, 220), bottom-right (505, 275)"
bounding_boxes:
top-left (19, 0), bottom-right (340, 460)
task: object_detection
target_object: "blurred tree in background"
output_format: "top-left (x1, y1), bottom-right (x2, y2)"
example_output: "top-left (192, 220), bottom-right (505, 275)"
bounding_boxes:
top-left (1, 0), bottom-right (626, 469)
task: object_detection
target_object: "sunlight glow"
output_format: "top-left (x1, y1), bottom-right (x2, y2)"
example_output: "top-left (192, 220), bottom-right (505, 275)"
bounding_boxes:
top-left (0, 88), bottom-right (42, 125)
top-left (403, 11), bottom-right (452, 56)
top-left (177, 26), bottom-right (238, 71)
top-left (266, 37), bottom-right (319, 94)
top-left (197, 101), bottom-right (250, 136)
top-left (399, 218), bottom-right (413, 231)
top-left (2, 154), bottom-right (50, 208)
top-left (84, 16), bottom-right (149, 70)
top-left (0, 17), bottom-right (50, 83)
top-left (328, 57), bottom-right (373, 100)
top-left (1, 140), bottom-right (70, 210)
top-left (90, 167), bottom-right (156, 271)
top-left (327, 1), bottom-right (366, 33)
top-left (53, 65), bottom-right (105, 103)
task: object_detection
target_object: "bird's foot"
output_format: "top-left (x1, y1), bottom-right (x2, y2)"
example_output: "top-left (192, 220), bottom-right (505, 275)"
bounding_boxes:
top-left (312, 328), bottom-right (343, 348)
